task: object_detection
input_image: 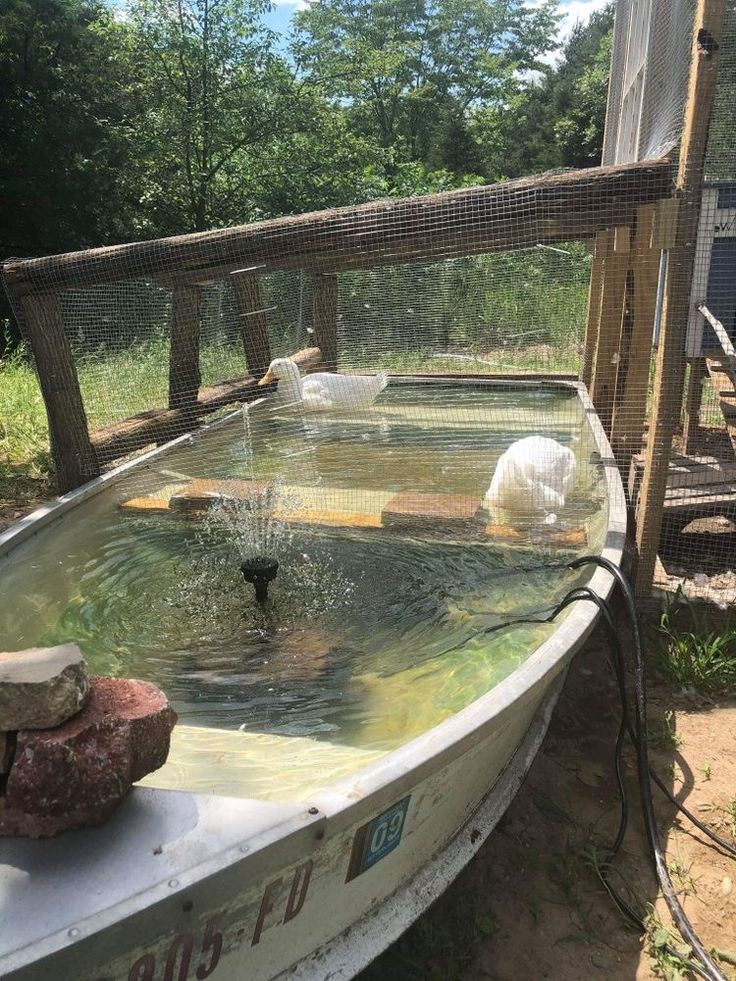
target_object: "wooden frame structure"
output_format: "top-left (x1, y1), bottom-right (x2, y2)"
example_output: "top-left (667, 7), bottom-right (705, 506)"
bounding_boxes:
top-left (2, 0), bottom-right (727, 603)
top-left (583, 0), bottom-right (727, 596)
top-left (3, 159), bottom-right (672, 495)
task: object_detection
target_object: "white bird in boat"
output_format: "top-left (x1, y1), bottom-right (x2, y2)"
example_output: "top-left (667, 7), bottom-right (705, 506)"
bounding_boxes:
top-left (484, 436), bottom-right (576, 524)
top-left (258, 358), bottom-right (389, 411)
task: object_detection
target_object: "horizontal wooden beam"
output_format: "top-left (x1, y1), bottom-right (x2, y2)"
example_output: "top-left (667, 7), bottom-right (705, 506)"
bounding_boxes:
top-left (2, 159), bottom-right (673, 296)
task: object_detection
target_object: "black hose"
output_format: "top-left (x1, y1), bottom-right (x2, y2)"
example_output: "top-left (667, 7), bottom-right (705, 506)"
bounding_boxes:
top-left (458, 554), bottom-right (731, 976)
top-left (569, 556), bottom-right (728, 981)
top-left (459, 556), bottom-right (731, 975)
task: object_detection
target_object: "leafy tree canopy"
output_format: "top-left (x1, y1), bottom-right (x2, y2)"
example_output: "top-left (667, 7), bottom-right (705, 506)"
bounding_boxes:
top-left (0, 0), bottom-right (614, 261)
top-left (291, 0), bottom-right (560, 175)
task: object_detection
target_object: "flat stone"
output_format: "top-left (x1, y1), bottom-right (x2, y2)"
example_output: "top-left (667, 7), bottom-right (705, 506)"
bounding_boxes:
top-left (381, 492), bottom-right (483, 534)
top-left (0, 644), bottom-right (90, 730)
top-left (0, 677), bottom-right (177, 838)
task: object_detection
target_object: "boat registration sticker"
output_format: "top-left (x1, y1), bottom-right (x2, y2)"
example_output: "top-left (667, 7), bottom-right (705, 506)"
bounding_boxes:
top-left (346, 796), bottom-right (411, 881)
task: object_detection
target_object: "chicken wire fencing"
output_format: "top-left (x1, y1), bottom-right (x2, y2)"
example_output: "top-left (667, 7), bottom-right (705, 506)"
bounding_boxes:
top-left (602, 0), bottom-right (736, 607)
top-left (1, 0), bottom-right (735, 608)
top-left (53, 244), bottom-right (590, 435)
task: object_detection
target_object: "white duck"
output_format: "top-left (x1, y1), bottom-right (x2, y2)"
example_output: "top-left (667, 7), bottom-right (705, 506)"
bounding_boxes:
top-left (258, 358), bottom-right (388, 412)
top-left (484, 436), bottom-right (576, 524)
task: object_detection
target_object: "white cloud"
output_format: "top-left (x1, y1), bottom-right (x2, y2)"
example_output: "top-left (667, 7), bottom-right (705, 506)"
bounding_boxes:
top-left (528, 0), bottom-right (610, 37)
top-left (529, 0), bottom-right (611, 66)
top-left (557, 0), bottom-right (611, 38)
top-left (270, 0), bottom-right (312, 7)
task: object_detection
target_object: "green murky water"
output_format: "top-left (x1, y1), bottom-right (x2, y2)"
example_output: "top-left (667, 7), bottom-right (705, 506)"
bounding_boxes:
top-left (0, 383), bottom-right (608, 798)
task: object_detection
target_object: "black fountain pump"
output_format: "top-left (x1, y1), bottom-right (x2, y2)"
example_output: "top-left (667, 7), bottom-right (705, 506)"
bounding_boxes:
top-left (241, 555), bottom-right (279, 604)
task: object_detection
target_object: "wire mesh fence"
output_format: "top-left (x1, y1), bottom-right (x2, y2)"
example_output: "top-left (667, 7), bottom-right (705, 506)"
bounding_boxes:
top-left (1, 0), bottom-right (735, 614)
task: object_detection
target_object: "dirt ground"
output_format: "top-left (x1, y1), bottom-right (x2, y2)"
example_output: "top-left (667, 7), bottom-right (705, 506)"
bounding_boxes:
top-left (2, 496), bottom-right (734, 980)
top-left (363, 628), bottom-right (736, 981)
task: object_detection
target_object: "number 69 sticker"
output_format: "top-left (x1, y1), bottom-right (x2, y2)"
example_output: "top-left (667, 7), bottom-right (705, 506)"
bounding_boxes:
top-left (346, 796), bottom-right (411, 882)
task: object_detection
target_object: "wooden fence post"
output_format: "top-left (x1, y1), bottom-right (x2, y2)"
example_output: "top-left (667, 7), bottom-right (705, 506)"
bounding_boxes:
top-left (168, 283), bottom-right (202, 421)
top-left (231, 269), bottom-right (272, 379)
top-left (581, 232), bottom-right (606, 390)
top-left (312, 273), bottom-right (338, 372)
top-left (635, 0), bottom-right (726, 597)
top-left (20, 292), bottom-right (99, 493)
top-left (609, 204), bottom-right (660, 470)
top-left (589, 227), bottom-right (629, 433)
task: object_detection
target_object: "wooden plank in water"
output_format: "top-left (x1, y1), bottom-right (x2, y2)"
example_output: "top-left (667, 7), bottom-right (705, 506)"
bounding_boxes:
top-left (382, 492), bottom-right (484, 533)
top-left (124, 478), bottom-right (394, 527)
top-left (119, 497), bottom-right (172, 514)
top-left (277, 509), bottom-right (383, 530)
top-left (169, 478), bottom-right (270, 512)
top-left (121, 478), bottom-right (588, 549)
top-left (485, 524), bottom-right (587, 548)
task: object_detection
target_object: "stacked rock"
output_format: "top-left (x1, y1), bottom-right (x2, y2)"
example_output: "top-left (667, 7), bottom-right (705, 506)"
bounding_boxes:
top-left (0, 644), bottom-right (177, 837)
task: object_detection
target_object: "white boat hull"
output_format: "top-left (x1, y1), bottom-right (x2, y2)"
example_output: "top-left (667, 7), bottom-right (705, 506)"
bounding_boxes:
top-left (4, 672), bottom-right (563, 981)
top-left (0, 382), bottom-right (626, 981)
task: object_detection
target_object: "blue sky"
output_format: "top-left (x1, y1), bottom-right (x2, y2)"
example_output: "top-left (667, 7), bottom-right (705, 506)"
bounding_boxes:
top-left (263, 0), bottom-right (611, 44)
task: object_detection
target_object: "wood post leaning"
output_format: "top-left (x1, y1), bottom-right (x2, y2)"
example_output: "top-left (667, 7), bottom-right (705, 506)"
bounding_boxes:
top-left (19, 293), bottom-right (100, 494)
top-left (312, 273), bottom-right (338, 372)
top-left (168, 284), bottom-right (202, 421)
top-left (581, 233), bottom-right (606, 390)
top-left (231, 269), bottom-right (273, 380)
top-left (634, 0), bottom-right (727, 596)
top-left (588, 227), bottom-right (628, 433)
top-left (609, 204), bottom-right (660, 469)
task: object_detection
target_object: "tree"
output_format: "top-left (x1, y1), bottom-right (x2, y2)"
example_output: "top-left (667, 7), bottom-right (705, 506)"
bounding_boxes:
top-left (471, 3), bottom-right (615, 178)
top-left (0, 0), bottom-right (136, 346)
top-left (0, 0), bottom-right (133, 257)
top-left (116, 0), bottom-right (304, 234)
top-left (291, 0), bottom-right (560, 179)
top-left (543, 3), bottom-right (615, 169)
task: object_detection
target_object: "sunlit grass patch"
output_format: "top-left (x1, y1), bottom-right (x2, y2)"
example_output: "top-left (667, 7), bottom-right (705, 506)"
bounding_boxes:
top-left (654, 588), bottom-right (736, 695)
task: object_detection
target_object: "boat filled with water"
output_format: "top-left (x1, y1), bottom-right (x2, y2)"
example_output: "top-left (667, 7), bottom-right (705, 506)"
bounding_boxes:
top-left (0, 374), bottom-right (625, 981)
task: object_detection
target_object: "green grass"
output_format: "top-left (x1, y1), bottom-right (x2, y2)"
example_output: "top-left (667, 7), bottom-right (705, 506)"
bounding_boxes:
top-left (0, 344), bottom-right (53, 502)
top-left (0, 338), bottom-right (248, 488)
top-left (75, 338), bottom-right (247, 430)
top-left (645, 912), bottom-right (695, 981)
top-left (366, 346), bottom-right (580, 375)
top-left (0, 332), bottom-right (580, 498)
top-left (654, 589), bottom-right (736, 695)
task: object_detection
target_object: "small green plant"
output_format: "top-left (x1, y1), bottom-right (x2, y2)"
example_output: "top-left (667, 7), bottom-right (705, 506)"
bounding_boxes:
top-left (700, 762), bottom-right (712, 782)
top-left (667, 859), bottom-right (697, 897)
top-left (645, 912), bottom-right (693, 981)
top-left (726, 798), bottom-right (736, 840)
top-left (654, 589), bottom-right (736, 695)
top-left (649, 710), bottom-right (682, 751)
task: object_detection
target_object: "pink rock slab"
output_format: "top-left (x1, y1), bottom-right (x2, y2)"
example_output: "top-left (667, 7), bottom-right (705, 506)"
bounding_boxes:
top-left (0, 677), bottom-right (177, 838)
